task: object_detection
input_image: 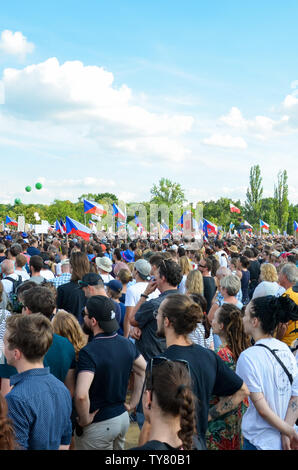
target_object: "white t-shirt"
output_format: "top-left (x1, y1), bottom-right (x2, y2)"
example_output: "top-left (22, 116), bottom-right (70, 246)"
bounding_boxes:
top-left (178, 274), bottom-right (187, 294)
top-left (125, 282), bottom-right (159, 307)
top-left (101, 273), bottom-right (114, 284)
top-left (1, 272), bottom-right (22, 295)
top-left (40, 269), bottom-right (55, 280)
top-left (15, 269), bottom-right (30, 282)
top-left (252, 281), bottom-right (285, 299)
top-left (216, 250), bottom-right (228, 268)
top-left (236, 337), bottom-right (298, 450)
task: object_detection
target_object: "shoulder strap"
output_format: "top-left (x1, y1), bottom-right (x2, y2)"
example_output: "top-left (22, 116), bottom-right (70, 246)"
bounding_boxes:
top-left (255, 344), bottom-right (293, 384)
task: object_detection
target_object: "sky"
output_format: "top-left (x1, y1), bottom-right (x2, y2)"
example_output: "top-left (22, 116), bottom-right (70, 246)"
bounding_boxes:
top-left (0, 0), bottom-right (298, 207)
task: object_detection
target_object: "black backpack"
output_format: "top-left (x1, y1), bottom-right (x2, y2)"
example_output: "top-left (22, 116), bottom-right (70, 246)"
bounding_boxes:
top-left (5, 275), bottom-right (23, 312)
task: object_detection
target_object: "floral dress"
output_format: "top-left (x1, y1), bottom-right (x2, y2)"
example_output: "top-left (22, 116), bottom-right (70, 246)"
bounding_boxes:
top-left (205, 345), bottom-right (248, 450)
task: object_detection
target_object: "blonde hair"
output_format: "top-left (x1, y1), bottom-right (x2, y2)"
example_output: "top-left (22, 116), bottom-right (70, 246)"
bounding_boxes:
top-left (52, 310), bottom-right (88, 360)
top-left (185, 270), bottom-right (204, 295)
top-left (260, 263), bottom-right (278, 283)
top-left (179, 256), bottom-right (193, 276)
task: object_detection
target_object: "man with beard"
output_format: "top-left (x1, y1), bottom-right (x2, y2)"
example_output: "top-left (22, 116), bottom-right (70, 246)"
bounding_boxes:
top-left (74, 295), bottom-right (146, 450)
top-left (139, 293), bottom-right (249, 448)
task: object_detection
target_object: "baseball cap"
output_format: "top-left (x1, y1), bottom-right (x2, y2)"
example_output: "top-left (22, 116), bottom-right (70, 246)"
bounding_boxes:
top-left (78, 272), bottom-right (103, 288)
top-left (86, 295), bottom-right (119, 333)
top-left (105, 279), bottom-right (123, 293)
top-left (134, 259), bottom-right (151, 280)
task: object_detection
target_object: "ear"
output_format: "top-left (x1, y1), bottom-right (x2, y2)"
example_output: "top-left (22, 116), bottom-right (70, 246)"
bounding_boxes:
top-left (163, 316), bottom-right (170, 329)
top-left (143, 390), bottom-right (152, 410)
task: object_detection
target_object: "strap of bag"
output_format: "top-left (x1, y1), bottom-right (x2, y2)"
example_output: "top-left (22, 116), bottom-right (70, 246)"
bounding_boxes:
top-left (255, 344), bottom-right (293, 384)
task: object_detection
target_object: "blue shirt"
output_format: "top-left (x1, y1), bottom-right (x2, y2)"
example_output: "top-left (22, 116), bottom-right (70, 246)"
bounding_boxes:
top-left (6, 368), bottom-right (72, 450)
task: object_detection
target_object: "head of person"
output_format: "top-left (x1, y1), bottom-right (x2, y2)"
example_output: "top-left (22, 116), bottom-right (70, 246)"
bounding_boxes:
top-left (78, 273), bottom-right (105, 298)
top-left (156, 293), bottom-right (202, 340)
top-left (1, 259), bottom-right (14, 276)
top-left (259, 263), bottom-right (278, 283)
top-left (149, 254), bottom-right (163, 278)
top-left (185, 270), bottom-right (204, 296)
top-left (60, 258), bottom-right (71, 273)
top-left (214, 240), bottom-right (224, 252)
top-left (239, 255), bottom-right (250, 270)
top-left (133, 259), bottom-right (151, 282)
top-left (22, 286), bottom-right (56, 319)
top-left (219, 274), bottom-right (241, 298)
top-left (243, 295), bottom-right (298, 338)
top-left (68, 251), bottom-right (89, 282)
top-left (116, 268), bottom-right (132, 285)
top-left (29, 255), bottom-right (43, 275)
top-left (95, 256), bottom-right (113, 275)
top-left (8, 243), bottom-right (22, 259)
top-left (197, 257), bottom-right (212, 275)
top-left (216, 266), bottom-right (231, 282)
top-left (4, 313), bottom-right (53, 367)
top-left (278, 263), bottom-right (298, 289)
top-left (105, 280), bottom-right (123, 300)
top-left (52, 310), bottom-right (87, 359)
top-left (179, 256), bottom-right (192, 276)
top-left (143, 359), bottom-right (196, 450)
top-left (15, 253), bottom-right (27, 271)
top-left (84, 295), bottom-right (119, 335)
top-left (212, 303), bottom-right (250, 361)
top-left (156, 259), bottom-right (182, 292)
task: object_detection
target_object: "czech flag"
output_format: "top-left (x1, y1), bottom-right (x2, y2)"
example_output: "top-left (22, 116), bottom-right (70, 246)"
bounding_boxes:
top-left (84, 199), bottom-right (107, 216)
top-left (5, 216), bottom-right (18, 227)
top-left (65, 216), bottom-right (92, 241)
top-left (60, 219), bottom-right (66, 232)
top-left (134, 214), bottom-right (144, 233)
top-left (203, 218), bottom-right (218, 237)
top-left (116, 220), bottom-right (125, 230)
top-left (294, 221), bottom-right (298, 232)
top-left (175, 210), bottom-right (191, 227)
top-left (55, 220), bottom-right (64, 233)
top-left (161, 221), bottom-right (171, 239)
top-left (260, 219), bottom-right (270, 231)
top-left (112, 203), bottom-right (126, 221)
top-left (230, 203), bottom-right (241, 214)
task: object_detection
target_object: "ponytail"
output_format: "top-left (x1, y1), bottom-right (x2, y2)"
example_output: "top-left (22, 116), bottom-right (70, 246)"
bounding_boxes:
top-left (176, 385), bottom-right (196, 450)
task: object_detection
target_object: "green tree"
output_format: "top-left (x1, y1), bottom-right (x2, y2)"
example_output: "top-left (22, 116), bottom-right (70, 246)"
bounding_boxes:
top-left (287, 203), bottom-right (298, 235)
top-left (244, 165), bottom-right (263, 225)
top-left (150, 178), bottom-right (186, 206)
top-left (274, 170), bottom-right (289, 233)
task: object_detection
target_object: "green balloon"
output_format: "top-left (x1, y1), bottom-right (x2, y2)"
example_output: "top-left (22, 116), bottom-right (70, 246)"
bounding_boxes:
top-left (35, 182), bottom-right (43, 190)
top-left (14, 198), bottom-right (21, 205)
top-left (25, 186), bottom-right (32, 192)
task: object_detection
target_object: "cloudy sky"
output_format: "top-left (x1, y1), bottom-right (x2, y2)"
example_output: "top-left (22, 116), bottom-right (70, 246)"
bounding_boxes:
top-left (0, 1), bottom-right (298, 207)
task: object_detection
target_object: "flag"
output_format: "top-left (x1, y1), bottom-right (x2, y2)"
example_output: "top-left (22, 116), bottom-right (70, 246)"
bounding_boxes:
top-left (240, 220), bottom-right (253, 230)
top-left (230, 203), bottom-right (241, 214)
top-left (161, 221), bottom-right (171, 239)
top-left (116, 220), bottom-right (125, 231)
top-left (134, 214), bottom-right (144, 232)
top-left (83, 199), bottom-right (107, 216)
top-left (5, 216), bottom-right (18, 227)
top-left (294, 221), bottom-right (298, 232)
top-left (175, 210), bottom-right (191, 227)
top-left (203, 218), bottom-right (218, 237)
top-left (112, 203), bottom-right (126, 221)
top-left (260, 219), bottom-right (270, 231)
top-left (55, 220), bottom-right (63, 233)
top-left (65, 216), bottom-right (92, 241)
top-left (60, 219), bottom-right (66, 233)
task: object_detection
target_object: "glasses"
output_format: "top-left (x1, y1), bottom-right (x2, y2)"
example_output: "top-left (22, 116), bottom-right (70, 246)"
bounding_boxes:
top-left (198, 264), bottom-right (206, 268)
top-left (147, 356), bottom-right (190, 391)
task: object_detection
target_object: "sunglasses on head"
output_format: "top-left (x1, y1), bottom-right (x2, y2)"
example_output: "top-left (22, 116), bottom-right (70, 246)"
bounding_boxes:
top-left (147, 356), bottom-right (190, 391)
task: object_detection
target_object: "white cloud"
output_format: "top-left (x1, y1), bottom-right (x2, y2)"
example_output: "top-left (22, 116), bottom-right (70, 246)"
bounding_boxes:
top-left (202, 133), bottom-right (247, 149)
top-left (0, 30), bottom-right (34, 59)
top-left (220, 106), bottom-right (290, 135)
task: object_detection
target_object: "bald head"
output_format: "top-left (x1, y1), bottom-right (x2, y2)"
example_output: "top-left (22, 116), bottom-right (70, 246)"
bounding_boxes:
top-left (1, 259), bottom-right (14, 275)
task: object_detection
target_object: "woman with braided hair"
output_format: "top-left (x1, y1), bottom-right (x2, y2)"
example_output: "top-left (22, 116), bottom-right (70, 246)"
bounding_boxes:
top-left (206, 304), bottom-right (250, 449)
top-left (130, 359), bottom-right (196, 450)
top-left (236, 295), bottom-right (298, 450)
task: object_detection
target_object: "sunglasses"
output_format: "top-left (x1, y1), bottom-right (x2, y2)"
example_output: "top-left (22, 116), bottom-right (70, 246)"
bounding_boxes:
top-left (147, 356), bottom-right (190, 391)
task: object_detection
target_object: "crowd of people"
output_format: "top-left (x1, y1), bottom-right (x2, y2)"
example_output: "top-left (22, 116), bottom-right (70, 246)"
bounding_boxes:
top-left (0, 229), bottom-right (297, 451)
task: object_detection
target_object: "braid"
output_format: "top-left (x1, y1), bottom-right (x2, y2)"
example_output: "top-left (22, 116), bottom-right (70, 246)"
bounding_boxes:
top-left (218, 304), bottom-right (250, 360)
top-left (176, 387), bottom-right (196, 450)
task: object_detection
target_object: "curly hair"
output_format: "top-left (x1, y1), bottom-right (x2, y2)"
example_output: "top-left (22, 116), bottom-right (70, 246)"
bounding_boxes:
top-left (260, 263), bottom-right (278, 283)
top-left (147, 360), bottom-right (196, 450)
top-left (0, 394), bottom-right (16, 450)
top-left (158, 259), bottom-right (183, 287)
top-left (250, 295), bottom-right (298, 335)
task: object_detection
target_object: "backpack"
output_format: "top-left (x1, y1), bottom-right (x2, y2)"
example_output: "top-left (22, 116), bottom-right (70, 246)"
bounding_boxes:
top-left (5, 275), bottom-right (23, 312)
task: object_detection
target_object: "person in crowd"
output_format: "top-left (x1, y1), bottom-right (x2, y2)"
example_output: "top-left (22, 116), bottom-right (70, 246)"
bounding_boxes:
top-left (139, 294), bottom-right (249, 449)
top-left (252, 263), bottom-right (285, 299)
top-left (208, 274), bottom-right (243, 325)
top-left (0, 393), bottom-right (16, 450)
top-left (206, 303), bottom-right (250, 450)
top-left (14, 254), bottom-right (30, 282)
top-left (188, 293), bottom-right (214, 350)
top-left (236, 295), bottom-right (298, 450)
top-left (27, 238), bottom-right (41, 257)
top-left (52, 310), bottom-right (88, 361)
top-left (178, 256), bottom-right (193, 294)
top-left (197, 257), bottom-right (217, 314)
top-left (4, 314), bottom-right (72, 450)
top-left (116, 268), bottom-right (133, 303)
top-left (0, 282), bottom-right (11, 365)
top-left (57, 252), bottom-right (90, 320)
top-left (106, 279), bottom-right (126, 336)
top-left (1, 260), bottom-right (22, 296)
top-left (74, 295), bottom-right (146, 450)
top-left (214, 240), bottom-right (228, 268)
top-left (29, 255), bottom-right (46, 284)
top-left (276, 263), bottom-right (298, 350)
top-left (243, 249), bottom-right (261, 300)
top-left (238, 256), bottom-right (250, 305)
top-left (95, 256), bottom-right (114, 283)
top-left (185, 269), bottom-right (204, 296)
top-left (49, 258), bottom-right (71, 288)
top-left (130, 359), bottom-right (196, 450)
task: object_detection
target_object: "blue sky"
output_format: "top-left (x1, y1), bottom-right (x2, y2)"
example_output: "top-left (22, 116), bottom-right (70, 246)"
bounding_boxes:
top-left (0, 1), bottom-right (298, 207)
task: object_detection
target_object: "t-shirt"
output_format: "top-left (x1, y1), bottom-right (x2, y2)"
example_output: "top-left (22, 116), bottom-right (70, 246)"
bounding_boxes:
top-left (215, 250), bottom-right (228, 268)
top-left (30, 275), bottom-right (46, 284)
top-left (57, 281), bottom-right (86, 319)
top-left (134, 290), bottom-right (177, 362)
top-left (125, 282), bottom-right (159, 307)
top-left (15, 270), bottom-right (30, 282)
top-left (161, 343), bottom-right (244, 440)
top-left (282, 285), bottom-right (298, 349)
top-left (76, 333), bottom-right (139, 422)
top-left (203, 276), bottom-right (217, 313)
top-left (236, 337), bottom-right (298, 450)
top-left (1, 273), bottom-right (22, 295)
top-left (40, 269), bottom-right (55, 280)
top-left (252, 281), bottom-right (286, 299)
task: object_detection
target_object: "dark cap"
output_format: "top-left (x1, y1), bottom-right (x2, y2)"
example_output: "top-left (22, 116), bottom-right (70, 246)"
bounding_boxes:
top-left (78, 272), bottom-right (103, 288)
top-left (105, 279), bottom-right (123, 293)
top-left (86, 295), bottom-right (119, 333)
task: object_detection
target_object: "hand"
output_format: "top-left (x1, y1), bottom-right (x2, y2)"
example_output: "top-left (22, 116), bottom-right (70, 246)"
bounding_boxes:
top-left (144, 280), bottom-right (158, 296)
top-left (130, 327), bottom-right (142, 340)
top-left (77, 409), bottom-right (99, 427)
